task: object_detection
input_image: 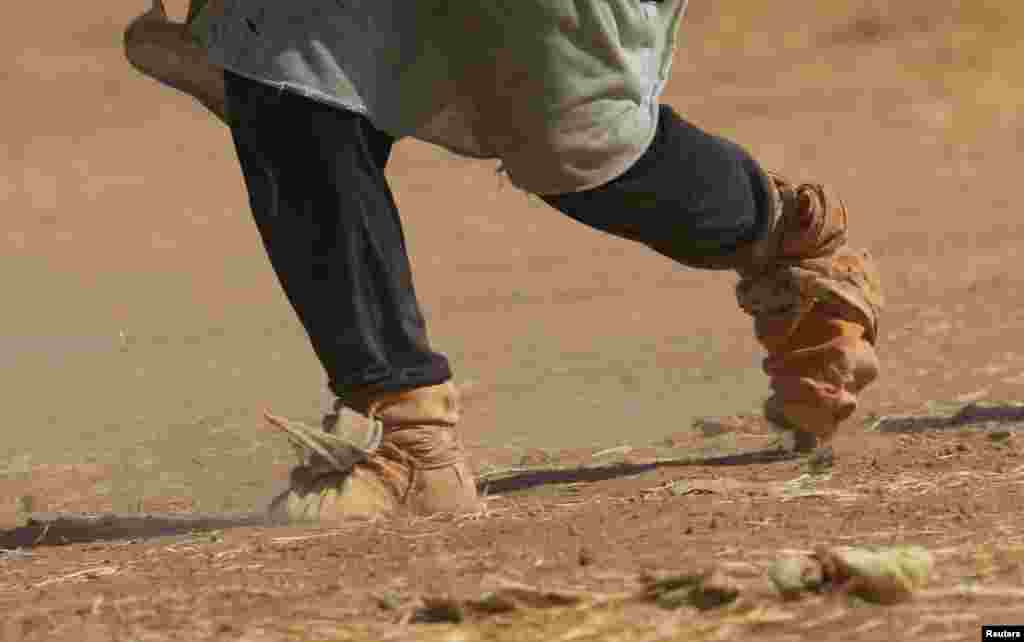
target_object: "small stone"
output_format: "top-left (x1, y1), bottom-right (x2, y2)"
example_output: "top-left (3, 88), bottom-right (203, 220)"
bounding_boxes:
top-left (769, 555), bottom-right (825, 600)
top-left (668, 480), bottom-right (690, 496)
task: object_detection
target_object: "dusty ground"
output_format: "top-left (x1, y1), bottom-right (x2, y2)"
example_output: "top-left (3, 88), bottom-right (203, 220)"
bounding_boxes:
top-left (3, 0), bottom-right (1024, 639)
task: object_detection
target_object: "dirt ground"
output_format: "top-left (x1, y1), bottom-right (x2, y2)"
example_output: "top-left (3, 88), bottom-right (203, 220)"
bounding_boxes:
top-left (3, 1), bottom-right (1024, 639)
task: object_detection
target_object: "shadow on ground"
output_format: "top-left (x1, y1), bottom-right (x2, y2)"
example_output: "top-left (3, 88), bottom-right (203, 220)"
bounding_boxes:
top-left (0, 511), bottom-right (271, 550)
top-left (478, 447), bottom-right (798, 495)
top-left (1, 446), bottom-right (800, 549)
top-left (872, 402), bottom-right (1024, 434)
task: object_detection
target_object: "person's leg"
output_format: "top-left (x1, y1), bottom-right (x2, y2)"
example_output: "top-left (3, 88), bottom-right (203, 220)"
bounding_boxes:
top-left (224, 71), bottom-right (478, 517)
top-left (544, 104), bottom-right (770, 268)
top-left (225, 72), bottom-right (449, 397)
top-left (544, 104), bottom-right (883, 449)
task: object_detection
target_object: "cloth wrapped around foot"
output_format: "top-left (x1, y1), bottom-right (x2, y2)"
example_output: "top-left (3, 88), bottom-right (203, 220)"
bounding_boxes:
top-left (265, 383), bottom-right (481, 524)
top-left (736, 175), bottom-right (884, 444)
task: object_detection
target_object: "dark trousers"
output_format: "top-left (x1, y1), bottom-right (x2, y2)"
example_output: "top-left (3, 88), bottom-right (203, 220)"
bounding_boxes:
top-left (224, 71), bottom-right (770, 398)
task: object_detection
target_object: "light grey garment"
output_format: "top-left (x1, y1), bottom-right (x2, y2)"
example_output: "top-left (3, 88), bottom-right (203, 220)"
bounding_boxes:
top-left (204, 1), bottom-right (687, 195)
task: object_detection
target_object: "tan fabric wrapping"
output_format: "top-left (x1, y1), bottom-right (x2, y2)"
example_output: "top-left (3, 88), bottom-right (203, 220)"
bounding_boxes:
top-left (266, 383), bottom-right (478, 523)
top-left (735, 176), bottom-right (883, 443)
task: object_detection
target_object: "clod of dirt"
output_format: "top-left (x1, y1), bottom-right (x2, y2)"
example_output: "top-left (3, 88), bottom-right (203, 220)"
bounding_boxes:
top-left (821, 545), bottom-right (933, 604)
top-left (769, 546), bottom-right (934, 604)
top-left (375, 591), bottom-right (403, 612)
top-left (642, 568), bottom-right (741, 611)
top-left (768, 554), bottom-right (825, 600)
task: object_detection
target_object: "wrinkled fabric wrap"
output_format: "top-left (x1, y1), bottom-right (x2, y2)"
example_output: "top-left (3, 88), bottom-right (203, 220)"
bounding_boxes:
top-left (271, 425), bottom-right (472, 522)
top-left (267, 383), bottom-right (478, 522)
top-left (734, 176), bottom-right (883, 442)
top-left (736, 250), bottom-right (883, 347)
top-left (202, 0), bottom-right (687, 195)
